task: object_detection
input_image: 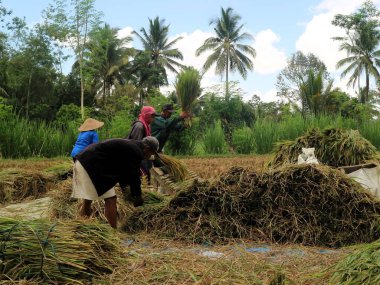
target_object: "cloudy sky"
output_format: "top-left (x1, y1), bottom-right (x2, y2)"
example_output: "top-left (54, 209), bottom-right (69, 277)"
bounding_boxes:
top-left (3, 0), bottom-right (380, 102)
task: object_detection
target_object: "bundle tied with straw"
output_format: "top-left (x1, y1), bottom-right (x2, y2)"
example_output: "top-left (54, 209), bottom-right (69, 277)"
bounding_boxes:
top-left (175, 66), bottom-right (202, 126)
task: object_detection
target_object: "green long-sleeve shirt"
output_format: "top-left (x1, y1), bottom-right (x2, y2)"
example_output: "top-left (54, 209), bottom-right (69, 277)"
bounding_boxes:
top-left (151, 115), bottom-right (183, 152)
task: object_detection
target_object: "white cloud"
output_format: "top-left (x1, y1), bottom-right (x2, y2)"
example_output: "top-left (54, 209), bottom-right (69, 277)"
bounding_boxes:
top-left (174, 30), bottom-right (213, 70)
top-left (297, 0), bottom-right (380, 93)
top-left (315, 0), bottom-right (379, 14)
top-left (167, 30), bottom-right (224, 89)
top-left (296, 12), bottom-right (345, 72)
top-left (251, 89), bottom-right (278, 103)
top-left (253, 29), bottom-right (287, 74)
top-left (117, 26), bottom-right (134, 47)
top-left (166, 29), bottom-right (286, 102)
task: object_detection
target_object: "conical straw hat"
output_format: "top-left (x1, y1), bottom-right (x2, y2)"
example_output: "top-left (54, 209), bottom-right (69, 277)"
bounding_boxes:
top-left (78, 118), bottom-right (104, 131)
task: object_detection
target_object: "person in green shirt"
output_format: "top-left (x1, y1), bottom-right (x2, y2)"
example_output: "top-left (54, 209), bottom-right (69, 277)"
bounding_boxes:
top-left (151, 103), bottom-right (190, 153)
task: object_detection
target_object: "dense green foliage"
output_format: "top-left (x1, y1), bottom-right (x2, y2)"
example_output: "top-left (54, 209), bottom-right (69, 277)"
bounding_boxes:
top-left (203, 121), bottom-right (227, 154)
top-left (0, 1), bottom-right (380, 158)
top-left (232, 126), bottom-right (255, 154)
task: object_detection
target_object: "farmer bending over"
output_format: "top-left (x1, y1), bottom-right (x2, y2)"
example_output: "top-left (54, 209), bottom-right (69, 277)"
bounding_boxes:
top-left (71, 136), bottom-right (159, 228)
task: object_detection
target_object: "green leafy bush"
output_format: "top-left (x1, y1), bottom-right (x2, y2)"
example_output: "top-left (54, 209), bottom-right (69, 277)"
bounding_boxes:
top-left (165, 118), bottom-right (201, 155)
top-left (203, 121), bottom-right (227, 154)
top-left (232, 126), bottom-right (255, 154)
top-left (107, 110), bottom-right (134, 138)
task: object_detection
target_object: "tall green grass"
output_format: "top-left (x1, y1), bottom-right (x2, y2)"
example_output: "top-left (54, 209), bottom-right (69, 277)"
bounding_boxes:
top-left (0, 115), bottom-right (77, 158)
top-left (358, 121), bottom-right (380, 149)
top-left (203, 121), bottom-right (227, 154)
top-left (232, 126), bottom-right (255, 154)
top-left (252, 114), bottom-right (373, 154)
top-left (2, 113), bottom-right (380, 158)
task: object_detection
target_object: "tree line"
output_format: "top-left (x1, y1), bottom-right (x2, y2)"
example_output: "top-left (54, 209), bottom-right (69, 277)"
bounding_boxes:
top-left (0, 0), bottom-right (379, 129)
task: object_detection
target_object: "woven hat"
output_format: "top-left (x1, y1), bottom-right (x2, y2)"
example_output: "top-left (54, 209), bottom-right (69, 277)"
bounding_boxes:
top-left (142, 136), bottom-right (159, 153)
top-left (78, 118), bottom-right (104, 131)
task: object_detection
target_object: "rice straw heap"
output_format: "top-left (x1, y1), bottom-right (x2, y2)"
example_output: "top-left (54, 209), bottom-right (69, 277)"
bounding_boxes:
top-left (48, 181), bottom-right (164, 223)
top-left (269, 128), bottom-right (377, 168)
top-left (0, 218), bottom-right (121, 284)
top-left (124, 164), bottom-right (380, 246)
top-left (0, 169), bottom-right (54, 204)
top-left (47, 178), bottom-right (78, 220)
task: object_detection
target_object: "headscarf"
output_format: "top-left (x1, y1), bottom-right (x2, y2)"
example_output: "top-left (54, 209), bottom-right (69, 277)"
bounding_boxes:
top-left (138, 106), bottom-right (157, 136)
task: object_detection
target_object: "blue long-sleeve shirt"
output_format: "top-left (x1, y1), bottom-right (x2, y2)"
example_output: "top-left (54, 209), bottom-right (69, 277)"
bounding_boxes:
top-left (71, 130), bottom-right (99, 158)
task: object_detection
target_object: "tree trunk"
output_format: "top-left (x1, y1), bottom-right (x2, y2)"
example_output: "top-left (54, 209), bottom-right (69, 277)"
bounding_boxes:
top-left (26, 72), bottom-right (32, 119)
top-left (358, 76), bottom-right (362, 103)
top-left (103, 80), bottom-right (106, 105)
top-left (80, 63), bottom-right (85, 119)
top-left (365, 68), bottom-right (370, 104)
top-left (225, 52), bottom-right (229, 99)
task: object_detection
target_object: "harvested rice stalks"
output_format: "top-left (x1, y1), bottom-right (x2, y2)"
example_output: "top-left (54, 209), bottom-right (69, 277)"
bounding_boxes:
top-left (269, 128), bottom-right (377, 168)
top-left (156, 153), bottom-right (189, 181)
top-left (123, 164), bottom-right (380, 246)
top-left (48, 181), bottom-right (165, 223)
top-left (0, 168), bottom-right (54, 204)
top-left (175, 66), bottom-right (202, 127)
top-left (0, 218), bottom-right (121, 284)
top-left (329, 239), bottom-right (380, 284)
top-left (47, 178), bottom-right (78, 220)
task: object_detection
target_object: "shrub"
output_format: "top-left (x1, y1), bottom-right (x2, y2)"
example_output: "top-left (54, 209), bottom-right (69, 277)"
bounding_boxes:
top-left (232, 126), bottom-right (255, 154)
top-left (165, 118), bottom-right (201, 156)
top-left (203, 121), bottom-right (227, 154)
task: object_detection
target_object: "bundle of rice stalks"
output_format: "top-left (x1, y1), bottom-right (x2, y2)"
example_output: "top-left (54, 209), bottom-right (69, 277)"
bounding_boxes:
top-left (269, 128), bottom-right (377, 168)
top-left (175, 67), bottom-right (202, 112)
top-left (156, 153), bottom-right (190, 181)
top-left (175, 66), bottom-right (202, 126)
top-left (124, 164), bottom-right (380, 246)
top-left (329, 239), bottom-right (380, 284)
top-left (0, 169), bottom-right (54, 204)
top-left (0, 218), bottom-right (121, 284)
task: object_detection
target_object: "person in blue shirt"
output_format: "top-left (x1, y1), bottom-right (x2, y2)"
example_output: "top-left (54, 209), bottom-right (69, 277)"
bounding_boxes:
top-left (71, 118), bottom-right (104, 161)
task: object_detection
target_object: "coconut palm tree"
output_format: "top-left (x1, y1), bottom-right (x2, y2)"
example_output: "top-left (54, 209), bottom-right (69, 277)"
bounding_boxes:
top-left (335, 34), bottom-right (380, 104)
top-left (333, 1), bottom-right (380, 104)
top-left (84, 24), bottom-right (135, 103)
top-left (299, 69), bottom-right (333, 116)
top-left (133, 17), bottom-right (184, 85)
top-left (196, 7), bottom-right (256, 98)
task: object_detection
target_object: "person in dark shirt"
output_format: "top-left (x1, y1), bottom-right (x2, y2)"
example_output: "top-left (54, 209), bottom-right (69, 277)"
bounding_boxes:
top-left (151, 103), bottom-right (190, 152)
top-left (71, 136), bottom-right (159, 228)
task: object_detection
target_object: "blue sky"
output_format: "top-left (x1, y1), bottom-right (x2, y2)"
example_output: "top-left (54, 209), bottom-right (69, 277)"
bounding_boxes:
top-left (2, 0), bottom-right (379, 102)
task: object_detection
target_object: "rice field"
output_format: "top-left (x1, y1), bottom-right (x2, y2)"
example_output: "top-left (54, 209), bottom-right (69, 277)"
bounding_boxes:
top-left (0, 155), bottom-right (376, 284)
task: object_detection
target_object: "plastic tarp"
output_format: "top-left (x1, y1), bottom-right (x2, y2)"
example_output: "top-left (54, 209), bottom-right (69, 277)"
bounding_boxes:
top-left (346, 166), bottom-right (380, 198)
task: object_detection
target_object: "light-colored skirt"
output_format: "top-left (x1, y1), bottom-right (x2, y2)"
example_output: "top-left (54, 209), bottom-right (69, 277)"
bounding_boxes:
top-left (72, 161), bottom-right (115, 200)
